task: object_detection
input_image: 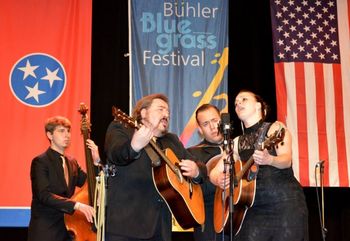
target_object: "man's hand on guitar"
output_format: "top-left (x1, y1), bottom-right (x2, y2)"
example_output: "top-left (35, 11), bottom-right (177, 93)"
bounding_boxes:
top-left (179, 159), bottom-right (200, 178)
top-left (131, 125), bottom-right (154, 152)
top-left (214, 172), bottom-right (230, 189)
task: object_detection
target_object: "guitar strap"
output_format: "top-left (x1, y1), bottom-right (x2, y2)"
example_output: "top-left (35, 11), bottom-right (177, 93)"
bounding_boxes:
top-left (255, 122), bottom-right (272, 147)
top-left (144, 145), bottom-right (161, 167)
top-left (247, 122), bottom-right (271, 181)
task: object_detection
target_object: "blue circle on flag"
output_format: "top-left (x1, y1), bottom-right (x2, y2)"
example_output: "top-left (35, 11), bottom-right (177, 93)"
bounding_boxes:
top-left (9, 53), bottom-right (66, 107)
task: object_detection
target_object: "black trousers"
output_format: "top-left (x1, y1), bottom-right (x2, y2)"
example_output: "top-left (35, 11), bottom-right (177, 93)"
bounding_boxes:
top-left (106, 207), bottom-right (171, 241)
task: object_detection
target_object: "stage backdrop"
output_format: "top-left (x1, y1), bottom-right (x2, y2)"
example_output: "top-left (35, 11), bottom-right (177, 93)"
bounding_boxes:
top-left (271, 0), bottom-right (350, 187)
top-left (129, 0), bottom-right (229, 147)
top-left (0, 0), bottom-right (92, 226)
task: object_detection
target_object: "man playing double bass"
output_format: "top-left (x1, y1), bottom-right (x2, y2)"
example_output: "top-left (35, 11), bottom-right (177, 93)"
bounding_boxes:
top-left (28, 116), bottom-right (101, 241)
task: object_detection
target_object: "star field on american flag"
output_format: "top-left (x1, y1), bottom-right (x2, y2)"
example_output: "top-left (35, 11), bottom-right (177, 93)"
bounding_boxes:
top-left (9, 53), bottom-right (66, 107)
top-left (271, 0), bottom-right (340, 63)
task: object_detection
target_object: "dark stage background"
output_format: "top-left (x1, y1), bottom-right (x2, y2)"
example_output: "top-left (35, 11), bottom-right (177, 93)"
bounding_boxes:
top-left (1, 1), bottom-right (350, 240)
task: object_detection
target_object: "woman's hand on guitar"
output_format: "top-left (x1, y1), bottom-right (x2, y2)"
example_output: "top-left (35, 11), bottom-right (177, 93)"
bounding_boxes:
top-left (74, 202), bottom-right (95, 223)
top-left (179, 159), bottom-right (200, 178)
top-left (253, 149), bottom-right (274, 166)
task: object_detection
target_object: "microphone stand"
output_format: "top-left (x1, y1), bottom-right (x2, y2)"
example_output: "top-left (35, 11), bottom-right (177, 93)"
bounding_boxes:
top-left (95, 163), bottom-right (116, 241)
top-left (320, 162), bottom-right (327, 241)
top-left (315, 160), bottom-right (327, 241)
top-left (220, 121), bottom-right (234, 241)
top-left (226, 138), bottom-right (235, 241)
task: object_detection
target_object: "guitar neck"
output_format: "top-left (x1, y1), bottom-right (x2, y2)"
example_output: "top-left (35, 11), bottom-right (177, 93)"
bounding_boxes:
top-left (112, 107), bottom-right (181, 177)
top-left (148, 139), bottom-right (178, 173)
top-left (236, 156), bottom-right (254, 182)
top-left (235, 126), bottom-right (285, 182)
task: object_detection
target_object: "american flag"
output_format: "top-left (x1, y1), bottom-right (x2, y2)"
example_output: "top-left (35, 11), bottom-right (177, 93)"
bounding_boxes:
top-left (270, 0), bottom-right (350, 186)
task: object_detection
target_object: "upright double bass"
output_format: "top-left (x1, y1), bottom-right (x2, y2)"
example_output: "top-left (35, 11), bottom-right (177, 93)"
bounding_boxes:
top-left (64, 103), bottom-right (97, 240)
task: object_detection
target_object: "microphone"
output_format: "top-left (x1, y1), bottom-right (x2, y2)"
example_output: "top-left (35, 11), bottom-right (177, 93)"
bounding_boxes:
top-left (219, 113), bottom-right (232, 152)
top-left (316, 160), bottom-right (325, 167)
top-left (316, 160), bottom-right (325, 174)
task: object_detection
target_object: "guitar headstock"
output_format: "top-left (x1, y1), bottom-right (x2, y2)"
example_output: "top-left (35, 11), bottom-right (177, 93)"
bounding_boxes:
top-left (263, 125), bottom-right (285, 149)
top-left (112, 106), bottom-right (139, 130)
top-left (78, 103), bottom-right (91, 134)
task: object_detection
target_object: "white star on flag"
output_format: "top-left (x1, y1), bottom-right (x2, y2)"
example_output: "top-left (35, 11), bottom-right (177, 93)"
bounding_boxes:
top-left (25, 82), bottom-right (46, 103)
top-left (18, 60), bottom-right (39, 80)
top-left (41, 67), bottom-right (62, 87)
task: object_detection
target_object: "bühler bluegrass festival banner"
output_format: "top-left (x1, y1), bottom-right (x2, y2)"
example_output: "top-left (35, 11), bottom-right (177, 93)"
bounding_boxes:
top-left (130, 0), bottom-right (229, 147)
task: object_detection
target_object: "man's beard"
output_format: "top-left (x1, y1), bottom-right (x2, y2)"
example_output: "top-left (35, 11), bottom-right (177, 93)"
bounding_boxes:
top-left (156, 126), bottom-right (168, 137)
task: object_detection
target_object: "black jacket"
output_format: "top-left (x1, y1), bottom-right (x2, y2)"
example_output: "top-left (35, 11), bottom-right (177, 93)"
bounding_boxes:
top-left (104, 121), bottom-right (206, 239)
top-left (28, 148), bottom-right (86, 241)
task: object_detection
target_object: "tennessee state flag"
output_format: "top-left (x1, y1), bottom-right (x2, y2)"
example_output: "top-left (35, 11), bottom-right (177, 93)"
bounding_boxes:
top-left (0, 0), bottom-right (92, 225)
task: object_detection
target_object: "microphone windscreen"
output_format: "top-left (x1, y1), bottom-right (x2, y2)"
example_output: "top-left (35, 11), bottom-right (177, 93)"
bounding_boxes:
top-left (316, 160), bottom-right (325, 167)
top-left (221, 113), bottom-right (230, 125)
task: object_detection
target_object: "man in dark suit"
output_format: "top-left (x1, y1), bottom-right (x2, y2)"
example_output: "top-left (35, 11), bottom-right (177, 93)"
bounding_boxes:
top-left (104, 93), bottom-right (207, 241)
top-left (187, 104), bottom-right (229, 241)
top-left (28, 116), bottom-right (100, 241)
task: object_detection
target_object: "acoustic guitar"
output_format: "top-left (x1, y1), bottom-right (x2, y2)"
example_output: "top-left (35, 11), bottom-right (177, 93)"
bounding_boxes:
top-left (213, 126), bottom-right (285, 235)
top-left (112, 107), bottom-right (205, 230)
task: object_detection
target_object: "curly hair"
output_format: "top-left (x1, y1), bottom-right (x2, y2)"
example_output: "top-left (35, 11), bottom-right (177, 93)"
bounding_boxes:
top-left (45, 116), bottom-right (71, 134)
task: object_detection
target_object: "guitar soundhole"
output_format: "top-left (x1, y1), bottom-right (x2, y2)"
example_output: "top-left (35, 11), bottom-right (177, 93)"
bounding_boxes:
top-left (68, 230), bottom-right (75, 240)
